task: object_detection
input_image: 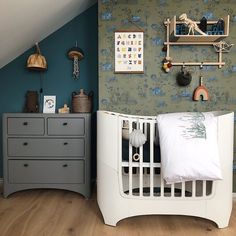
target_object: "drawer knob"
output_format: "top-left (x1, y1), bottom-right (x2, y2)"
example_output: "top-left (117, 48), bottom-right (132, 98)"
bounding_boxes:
top-left (63, 142), bottom-right (68, 145)
top-left (23, 122), bottom-right (28, 126)
top-left (23, 142), bottom-right (28, 146)
top-left (63, 164), bottom-right (68, 167)
top-left (63, 122), bottom-right (68, 126)
top-left (23, 164), bottom-right (28, 167)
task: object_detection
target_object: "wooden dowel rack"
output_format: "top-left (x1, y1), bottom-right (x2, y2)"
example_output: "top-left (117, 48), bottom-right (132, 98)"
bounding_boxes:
top-left (171, 61), bottom-right (225, 68)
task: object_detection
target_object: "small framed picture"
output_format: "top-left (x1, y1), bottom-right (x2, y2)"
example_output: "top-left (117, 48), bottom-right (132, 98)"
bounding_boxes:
top-left (43, 95), bottom-right (56, 113)
top-left (114, 30), bottom-right (144, 74)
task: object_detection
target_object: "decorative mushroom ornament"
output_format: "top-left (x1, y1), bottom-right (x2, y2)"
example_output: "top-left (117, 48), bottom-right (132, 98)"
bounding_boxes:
top-left (67, 42), bottom-right (84, 79)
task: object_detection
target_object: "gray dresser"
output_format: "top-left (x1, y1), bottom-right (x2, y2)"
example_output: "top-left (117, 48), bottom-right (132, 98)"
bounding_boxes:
top-left (2, 113), bottom-right (91, 198)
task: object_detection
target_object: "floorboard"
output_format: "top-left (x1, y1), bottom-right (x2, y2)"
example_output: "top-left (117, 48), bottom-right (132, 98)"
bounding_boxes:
top-left (0, 185), bottom-right (235, 236)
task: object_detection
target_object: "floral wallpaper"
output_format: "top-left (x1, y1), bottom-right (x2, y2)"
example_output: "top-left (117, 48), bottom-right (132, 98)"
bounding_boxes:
top-left (98, 0), bottom-right (236, 187)
top-left (99, 0), bottom-right (236, 114)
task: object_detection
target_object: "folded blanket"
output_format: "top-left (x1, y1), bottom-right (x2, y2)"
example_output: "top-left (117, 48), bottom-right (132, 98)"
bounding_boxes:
top-left (157, 112), bottom-right (222, 184)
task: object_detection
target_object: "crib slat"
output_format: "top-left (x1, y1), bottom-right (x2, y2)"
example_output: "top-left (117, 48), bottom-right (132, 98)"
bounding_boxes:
top-left (149, 122), bottom-right (154, 197)
top-left (203, 180), bottom-right (206, 197)
top-left (128, 121), bottom-right (133, 196)
top-left (171, 183), bottom-right (175, 197)
top-left (160, 172), bottom-right (164, 197)
top-left (144, 122), bottom-right (148, 138)
top-left (192, 181), bottom-right (196, 197)
top-left (182, 182), bottom-right (185, 198)
top-left (139, 121), bottom-right (143, 197)
top-left (119, 118), bottom-right (123, 192)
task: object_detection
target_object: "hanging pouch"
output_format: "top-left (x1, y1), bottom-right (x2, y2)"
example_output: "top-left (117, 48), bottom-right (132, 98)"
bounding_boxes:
top-left (176, 66), bottom-right (192, 86)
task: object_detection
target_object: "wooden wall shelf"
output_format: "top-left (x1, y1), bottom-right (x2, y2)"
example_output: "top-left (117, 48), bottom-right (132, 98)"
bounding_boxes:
top-left (168, 15), bottom-right (229, 42)
top-left (163, 15), bottom-right (230, 68)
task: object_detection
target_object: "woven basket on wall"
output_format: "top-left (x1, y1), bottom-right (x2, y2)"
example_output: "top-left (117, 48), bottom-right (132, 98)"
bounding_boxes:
top-left (72, 89), bottom-right (93, 113)
top-left (27, 43), bottom-right (47, 71)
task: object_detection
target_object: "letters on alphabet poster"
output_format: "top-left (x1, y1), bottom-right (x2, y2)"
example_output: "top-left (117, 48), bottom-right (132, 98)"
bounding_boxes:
top-left (115, 31), bottom-right (144, 73)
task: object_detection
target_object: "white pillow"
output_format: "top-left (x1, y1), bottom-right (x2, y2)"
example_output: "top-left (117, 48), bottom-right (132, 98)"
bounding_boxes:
top-left (157, 112), bottom-right (222, 184)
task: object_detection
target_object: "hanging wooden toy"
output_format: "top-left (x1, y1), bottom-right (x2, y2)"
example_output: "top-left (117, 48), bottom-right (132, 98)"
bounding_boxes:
top-left (129, 129), bottom-right (147, 161)
top-left (162, 56), bottom-right (172, 73)
top-left (193, 75), bottom-right (209, 101)
top-left (67, 41), bottom-right (84, 79)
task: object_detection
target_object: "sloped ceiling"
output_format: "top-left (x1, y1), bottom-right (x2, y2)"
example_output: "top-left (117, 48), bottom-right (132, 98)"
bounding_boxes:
top-left (0, 0), bottom-right (97, 69)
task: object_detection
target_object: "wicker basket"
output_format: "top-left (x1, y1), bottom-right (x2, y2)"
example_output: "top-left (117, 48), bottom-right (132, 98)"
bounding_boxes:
top-left (72, 89), bottom-right (93, 113)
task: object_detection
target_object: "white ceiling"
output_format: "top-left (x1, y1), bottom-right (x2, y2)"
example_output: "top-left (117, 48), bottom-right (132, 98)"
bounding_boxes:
top-left (0, 0), bottom-right (97, 69)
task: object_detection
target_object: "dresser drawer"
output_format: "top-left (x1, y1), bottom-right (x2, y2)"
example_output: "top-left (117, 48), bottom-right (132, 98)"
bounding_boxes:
top-left (8, 138), bottom-right (85, 157)
top-left (8, 160), bottom-right (84, 184)
top-left (47, 118), bottom-right (85, 136)
top-left (7, 118), bottom-right (44, 135)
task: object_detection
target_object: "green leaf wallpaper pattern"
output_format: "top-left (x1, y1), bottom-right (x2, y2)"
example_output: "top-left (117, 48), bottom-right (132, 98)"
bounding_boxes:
top-left (99, 0), bottom-right (236, 116)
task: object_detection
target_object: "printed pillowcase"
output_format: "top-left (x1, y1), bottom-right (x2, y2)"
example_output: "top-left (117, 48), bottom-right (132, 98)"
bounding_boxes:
top-left (157, 112), bottom-right (222, 184)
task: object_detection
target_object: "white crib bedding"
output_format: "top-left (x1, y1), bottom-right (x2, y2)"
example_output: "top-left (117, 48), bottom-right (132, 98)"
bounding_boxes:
top-left (157, 112), bottom-right (222, 184)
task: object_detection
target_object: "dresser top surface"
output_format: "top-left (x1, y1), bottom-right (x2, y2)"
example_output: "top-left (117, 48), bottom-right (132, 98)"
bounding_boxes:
top-left (3, 113), bottom-right (91, 118)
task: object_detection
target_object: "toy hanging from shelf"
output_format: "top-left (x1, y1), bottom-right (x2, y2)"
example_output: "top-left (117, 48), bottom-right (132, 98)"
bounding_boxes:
top-left (176, 64), bottom-right (192, 86)
top-left (193, 75), bottom-right (209, 101)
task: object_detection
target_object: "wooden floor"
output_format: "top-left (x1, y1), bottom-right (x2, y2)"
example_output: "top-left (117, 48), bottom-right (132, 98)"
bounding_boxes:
top-left (0, 185), bottom-right (236, 236)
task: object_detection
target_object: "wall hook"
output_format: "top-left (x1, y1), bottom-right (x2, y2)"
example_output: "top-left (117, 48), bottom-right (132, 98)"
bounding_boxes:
top-left (200, 62), bottom-right (203, 69)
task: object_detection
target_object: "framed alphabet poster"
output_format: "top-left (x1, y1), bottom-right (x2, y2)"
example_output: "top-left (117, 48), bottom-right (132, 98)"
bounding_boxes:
top-left (115, 30), bottom-right (144, 73)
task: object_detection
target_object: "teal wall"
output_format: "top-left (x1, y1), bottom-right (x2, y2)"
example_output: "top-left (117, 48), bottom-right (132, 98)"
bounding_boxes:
top-left (0, 3), bottom-right (98, 178)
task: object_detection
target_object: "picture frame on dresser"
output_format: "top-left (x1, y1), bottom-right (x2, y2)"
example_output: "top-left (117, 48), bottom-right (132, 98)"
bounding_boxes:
top-left (43, 95), bottom-right (56, 113)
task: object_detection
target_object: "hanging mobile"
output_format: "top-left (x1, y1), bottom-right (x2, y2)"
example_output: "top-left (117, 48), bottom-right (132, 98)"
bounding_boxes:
top-left (129, 129), bottom-right (147, 161)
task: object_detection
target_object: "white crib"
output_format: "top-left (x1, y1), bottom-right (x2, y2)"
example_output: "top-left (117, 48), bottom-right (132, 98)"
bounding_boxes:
top-left (97, 110), bottom-right (234, 228)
